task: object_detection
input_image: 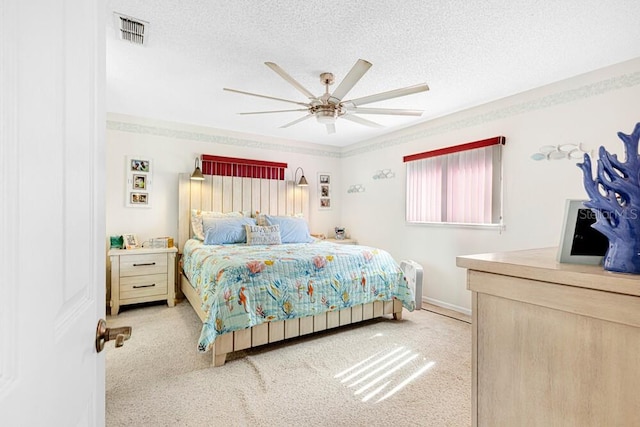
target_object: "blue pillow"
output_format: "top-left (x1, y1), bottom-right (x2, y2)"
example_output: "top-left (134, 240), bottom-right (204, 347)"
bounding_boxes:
top-left (264, 215), bottom-right (313, 243)
top-left (203, 217), bottom-right (256, 245)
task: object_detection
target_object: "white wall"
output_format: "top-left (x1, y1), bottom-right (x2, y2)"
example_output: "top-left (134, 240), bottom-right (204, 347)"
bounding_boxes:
top-left (340, 57), bottom-right (640, 314)
top-left (105, 115), bottom-right (348, 305)
top-left (106, 114), bottom-right (343, 244)
top-left (107, 57), bottom-right (640, 314)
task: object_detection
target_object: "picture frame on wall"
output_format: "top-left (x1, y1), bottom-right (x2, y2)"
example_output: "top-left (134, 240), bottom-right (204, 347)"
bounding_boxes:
top-left (130, 192), bottom-right (148, 205)
top-left (130, 159), bottom-right (150, 172)
top-left (318, 172), bottom-right (331, 210)
top-left (126, 156), bottom-right (153, 208)
top-left (133, 174), bottom-right (146, 189)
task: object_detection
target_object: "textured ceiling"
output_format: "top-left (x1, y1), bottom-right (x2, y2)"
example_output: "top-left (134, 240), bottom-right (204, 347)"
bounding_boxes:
top-left (106, 0), bottom-right (640, 147)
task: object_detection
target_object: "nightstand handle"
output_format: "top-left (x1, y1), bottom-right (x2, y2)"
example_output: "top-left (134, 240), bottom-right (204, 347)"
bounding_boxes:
top-left (133, 262), bottom-right (156, 267)
top-left (133, 284), bottom-right (156, 289)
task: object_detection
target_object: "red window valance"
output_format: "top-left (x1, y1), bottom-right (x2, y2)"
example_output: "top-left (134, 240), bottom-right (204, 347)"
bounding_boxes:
top-left (201, 155), bottom-right (287, 180)
top-left (403, 136), bottom-right (505, 163)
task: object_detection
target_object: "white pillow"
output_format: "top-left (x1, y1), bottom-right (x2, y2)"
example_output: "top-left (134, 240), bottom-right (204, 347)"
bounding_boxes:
top-left (190, 209), bottom-right (243, 240)
top-left (264, 215), bottom-right (313, 243)
top-left (255, 212), bottom-right (304, 226)
top-left (245, 224), bottom-right (281, 245)
top-left (203, 217), bottom-right (256, 245)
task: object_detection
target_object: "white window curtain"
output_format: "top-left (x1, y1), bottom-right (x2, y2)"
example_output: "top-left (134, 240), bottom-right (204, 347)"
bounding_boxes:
top-left (446, 146), bottom-right (494, 223)
top-left (406, 156), bottom-right (442, 222)
top-left (405, 139), bottom-right (503, 225)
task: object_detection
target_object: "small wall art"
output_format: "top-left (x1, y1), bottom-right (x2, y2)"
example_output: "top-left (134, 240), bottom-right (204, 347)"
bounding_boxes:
top-left (530, 143), bottom-right (591, 161)
top-left (126, 156), bottom-right (153, 208)
top-left (318, 172), bottom-right (331, 210)
top-left (347, 184), bottom-right (365, 193)
top-left (373, 169), bottom-right (395, 179)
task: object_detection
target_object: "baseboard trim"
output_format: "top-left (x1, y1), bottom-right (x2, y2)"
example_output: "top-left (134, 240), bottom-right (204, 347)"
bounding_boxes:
top-left (422, 297), bottom-right (471, 322)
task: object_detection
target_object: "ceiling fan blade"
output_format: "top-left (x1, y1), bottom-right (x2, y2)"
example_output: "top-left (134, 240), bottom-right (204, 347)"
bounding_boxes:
top-left (341, 114), bottom-right (384, 128)
top-left (280, 114), bottom-right (313, 129)
top-left (343, 83), bottom-right (429, 107)
top-left (223, 88), bottom-right (310, 107)
top-left (325, 123), bottom-right (336, 134)
top-left (346, 107), bottom-right (423, 116)
top-left (239, 109), bottom-right (309, 115)
top-left (329, 59), bottom-right (372, 103)
top-left (265, 62), bottom-right (316, 100)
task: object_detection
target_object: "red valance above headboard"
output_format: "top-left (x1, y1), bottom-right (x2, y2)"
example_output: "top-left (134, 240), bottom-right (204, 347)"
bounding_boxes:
top-left (201, 155), bottom-right (288, 180)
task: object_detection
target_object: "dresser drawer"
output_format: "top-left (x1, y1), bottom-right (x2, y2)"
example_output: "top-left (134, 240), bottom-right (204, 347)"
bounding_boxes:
top-left (120, 253), bottom-right (167, 277)
top-left (120, 274), bottom-right (168, 300)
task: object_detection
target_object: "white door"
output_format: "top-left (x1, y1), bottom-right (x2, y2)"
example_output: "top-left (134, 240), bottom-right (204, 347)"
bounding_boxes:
top-left (0, 0), bottom-right (106, 425)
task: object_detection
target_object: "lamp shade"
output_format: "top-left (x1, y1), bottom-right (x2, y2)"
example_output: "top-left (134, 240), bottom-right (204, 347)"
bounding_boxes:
top-left (294, 167), bottom-right (308, 186)
top-left (190, 157), bottom-right (205, 181)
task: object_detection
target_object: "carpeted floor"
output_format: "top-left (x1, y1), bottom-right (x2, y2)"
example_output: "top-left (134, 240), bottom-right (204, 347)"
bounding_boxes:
top-left (106, 301), bottom-right (471, 426)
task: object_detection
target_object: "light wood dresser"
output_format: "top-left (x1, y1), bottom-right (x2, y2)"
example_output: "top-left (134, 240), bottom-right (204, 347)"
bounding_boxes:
top-left (109, 247), bottom-right (177, 315)
top-left (457, 247), bottom-right (640, 427)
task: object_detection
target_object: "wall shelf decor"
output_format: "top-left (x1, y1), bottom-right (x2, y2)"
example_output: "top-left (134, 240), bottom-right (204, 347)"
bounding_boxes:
top-left (373, 169), bottom-right (395, 179)
top-left (126, 156), bottom-right (153, 207)
top-left (531, 143), bottom-right (590, 161)
top-left (347, 184), bottom-right (365, 193)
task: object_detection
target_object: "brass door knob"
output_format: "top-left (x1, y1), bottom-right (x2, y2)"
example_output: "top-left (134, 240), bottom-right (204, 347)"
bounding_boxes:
top-left (95, 319), bottom-right (132, 353)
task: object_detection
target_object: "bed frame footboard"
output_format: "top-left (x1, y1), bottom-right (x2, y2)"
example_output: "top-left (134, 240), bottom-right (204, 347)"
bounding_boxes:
top-left (181, 273), bottom-right (403, 366)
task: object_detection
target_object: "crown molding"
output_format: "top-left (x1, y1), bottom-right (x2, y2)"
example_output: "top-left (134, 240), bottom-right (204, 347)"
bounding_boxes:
top-left (107, 66), bottom-right (640, 159)
top-left (342, 69), bottom-right (640, 158)
top-left (106, 118), bottom-right (342, 159)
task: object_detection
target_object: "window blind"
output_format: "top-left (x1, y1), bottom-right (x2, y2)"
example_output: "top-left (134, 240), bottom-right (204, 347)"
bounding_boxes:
top-left (404, 136), bottom-right (504, 224)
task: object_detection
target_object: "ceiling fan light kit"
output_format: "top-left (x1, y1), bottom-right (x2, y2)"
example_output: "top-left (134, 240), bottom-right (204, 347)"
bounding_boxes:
top-left (223, 59), bottom-right (429, 134)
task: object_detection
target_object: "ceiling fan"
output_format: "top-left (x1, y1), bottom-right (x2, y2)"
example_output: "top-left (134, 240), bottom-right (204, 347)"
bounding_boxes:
top-left (223, 59), bottom-right (429, 134)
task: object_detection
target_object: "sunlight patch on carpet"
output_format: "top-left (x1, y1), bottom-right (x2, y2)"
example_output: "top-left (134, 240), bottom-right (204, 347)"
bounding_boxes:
top-left (334, 345), bottom-right (435, 403)
top-left (376, 361), bottom-right (436, 403)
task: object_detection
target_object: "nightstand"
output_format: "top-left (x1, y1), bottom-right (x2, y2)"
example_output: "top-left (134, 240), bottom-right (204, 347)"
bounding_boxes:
top-left (326, 238), bottom-right (358, 245)
top-left (108, 247), bottom-right (177, 315)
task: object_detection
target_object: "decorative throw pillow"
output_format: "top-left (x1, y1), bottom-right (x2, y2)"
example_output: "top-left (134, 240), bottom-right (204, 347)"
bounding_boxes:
top-left (264, 215), bottom-right (313, 243)
top-left (202, 217), bottom-right (256, 245)
top-left (190, 209), bottom-right (243, 240)
top-left (245, 224), bottom-right (282, 245)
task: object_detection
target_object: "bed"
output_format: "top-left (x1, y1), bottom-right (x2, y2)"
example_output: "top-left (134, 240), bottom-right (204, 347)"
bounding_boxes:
top-left (177, 162), bottom-right (415, 366)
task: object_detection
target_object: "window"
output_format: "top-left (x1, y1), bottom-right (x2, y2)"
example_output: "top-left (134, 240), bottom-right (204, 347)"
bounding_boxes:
top-left (404, 136), bottom-right (505, 225)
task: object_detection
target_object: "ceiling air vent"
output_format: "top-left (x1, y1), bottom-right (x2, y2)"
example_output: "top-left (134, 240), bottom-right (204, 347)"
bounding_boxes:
top-left (115, 13), bottom-right (147, 45)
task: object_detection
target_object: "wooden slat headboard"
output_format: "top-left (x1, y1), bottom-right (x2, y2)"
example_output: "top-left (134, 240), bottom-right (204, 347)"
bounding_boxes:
top-left (177, 173), bottom-right (309, 253)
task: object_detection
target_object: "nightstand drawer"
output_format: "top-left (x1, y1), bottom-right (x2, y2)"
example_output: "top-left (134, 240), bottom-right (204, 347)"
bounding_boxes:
top-left (120, 253), bottom-right (167, 277)
top-left (108, 246), bottom-right (177, 315)
top-left (120, 274), bottom-right (168, 299)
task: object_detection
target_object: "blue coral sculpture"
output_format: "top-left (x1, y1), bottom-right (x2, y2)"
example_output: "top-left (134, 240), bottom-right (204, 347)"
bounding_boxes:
top-left (577, 122), bottom-right (640, 274)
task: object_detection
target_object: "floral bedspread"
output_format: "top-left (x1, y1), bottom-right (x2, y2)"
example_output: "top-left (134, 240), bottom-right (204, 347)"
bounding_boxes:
top-left (182, 239), bottom-right (416, 352)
